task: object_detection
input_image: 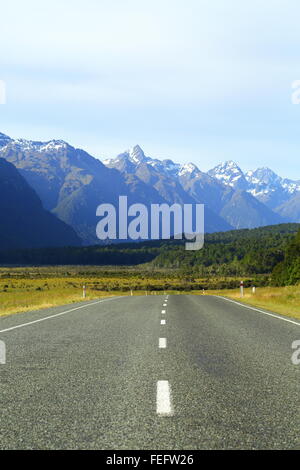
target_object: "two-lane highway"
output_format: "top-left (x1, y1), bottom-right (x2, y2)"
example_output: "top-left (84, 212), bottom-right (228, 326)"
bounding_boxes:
top-left (0, 294), bottom-right (299, 449)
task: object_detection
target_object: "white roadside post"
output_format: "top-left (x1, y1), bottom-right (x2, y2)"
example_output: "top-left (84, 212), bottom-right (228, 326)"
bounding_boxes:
top-left (130, 289), bottom-right (133, 296)
top-left (240, 281), bottom-right (244, 298)
top-left (83, 285), bottom-right (86, 299)
top-left (252, 286), bottom-right (256, 294)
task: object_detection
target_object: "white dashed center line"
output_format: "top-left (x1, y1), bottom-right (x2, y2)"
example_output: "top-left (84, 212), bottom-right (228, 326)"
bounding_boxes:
top-left (156, 297), bottom-right (172, 416)
top-left (157, 380), bottom-right (173, 416)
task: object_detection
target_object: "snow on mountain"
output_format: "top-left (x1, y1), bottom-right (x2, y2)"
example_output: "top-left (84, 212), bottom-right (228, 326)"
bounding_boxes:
top-left (1, 133), bottom-right (299, 232)
top-left (104, 145), bottom-right (147, 166)
top-left (281, 178), bottom-right (300, 194)
top-left (208, 161), bottom-right (248, 190)
top-left (105, 145), bottom-right (203, 180)
top-left (106, 147), bottom-right (300, 212)
top-left (129, 144), bottom-right (146, 163)
top-left (208, 162), bottom-right (300, 209)
top-left (0, 136), bottom-right (69, 155)
top-left (178, 162), bottom-right (201, 178)
top-left (39, 140), bottom-right (69, 153)
top-left (245, 167), bottom-right (300, 208)
top-left (245, 167), bottom-right (283, 198)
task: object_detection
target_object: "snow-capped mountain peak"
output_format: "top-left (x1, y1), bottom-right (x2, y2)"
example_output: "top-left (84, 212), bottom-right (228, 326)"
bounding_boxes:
top-left (245, 167), bottom-right (281, 186)
top-left (245, 167), bottom-right (300, 201)
top-left (0, 136), bottom-right (69, 154)
top-left (208, 160), bottom-right (248, 190)
top-left (128, 145), bottom-right (146, 164)
top-left (39, 140), bottom-right (68, 153)
top-left (104, 144), bottom-right (147, 167)
top-left (178, 162), bottom-right (200, 178)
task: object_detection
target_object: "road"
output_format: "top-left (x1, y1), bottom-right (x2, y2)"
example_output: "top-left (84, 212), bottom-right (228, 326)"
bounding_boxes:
top-left (0, 294), bottom-right (299, 450)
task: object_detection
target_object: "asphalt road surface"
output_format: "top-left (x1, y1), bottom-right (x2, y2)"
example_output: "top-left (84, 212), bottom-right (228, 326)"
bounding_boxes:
top-left (0, 294), bottom-right (299, 450)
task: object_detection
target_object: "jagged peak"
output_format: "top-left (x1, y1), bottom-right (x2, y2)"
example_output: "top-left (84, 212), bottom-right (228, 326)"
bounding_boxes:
top-left (178, 162), bottom-right (200, 177)
top-left (128, 144), bottom-right (146, 163)
top-left (210, 160), bottom-right (243, 173)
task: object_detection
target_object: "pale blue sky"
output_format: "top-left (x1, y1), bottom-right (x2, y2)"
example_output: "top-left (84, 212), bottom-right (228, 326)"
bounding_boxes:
top-left (1, 0), bottom-right (300, 177)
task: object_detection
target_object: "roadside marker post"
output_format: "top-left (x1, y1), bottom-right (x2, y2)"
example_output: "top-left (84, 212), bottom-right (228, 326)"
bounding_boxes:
top-left (83, 285), bottom-right (86, 299)
top-left (240, 281), bottom-right (244, 298)
top-left (252, 286), bottom-right (256, 294)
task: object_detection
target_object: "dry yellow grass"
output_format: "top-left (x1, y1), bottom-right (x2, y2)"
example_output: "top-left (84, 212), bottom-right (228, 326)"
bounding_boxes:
top-left (207, 286), bottom-right (300, 320)
top-left (0, 278), bottom-right (114, 317)
top-left (0, 266), bottom-right (299, 322)
top-left (0, 273), bottom-right (176, 317)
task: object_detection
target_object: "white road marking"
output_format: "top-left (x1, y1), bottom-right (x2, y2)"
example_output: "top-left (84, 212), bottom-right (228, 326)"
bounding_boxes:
top-left (161, 310), bottom-right (166, 314)
top-left (0, 296), bottom-right (124, 334)
top-left (161, 319), bottom-right (166, 325)
top-left (159, 337), bottom-right (167, 348)
top-left (163, 303), bottom-right (167, 307)
top-left (157, 380), bottom-right (173, 416)
top-left (216, 296), bottom-right (300, 327)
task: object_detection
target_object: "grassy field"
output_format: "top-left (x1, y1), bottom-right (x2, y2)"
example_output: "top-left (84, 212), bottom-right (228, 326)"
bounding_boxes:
top-left (0, 265), bottom-right (245, 317)
top-left (0, 265), bottom-right (299, 321)
top-left (208, 286), bottom-right (300, 320)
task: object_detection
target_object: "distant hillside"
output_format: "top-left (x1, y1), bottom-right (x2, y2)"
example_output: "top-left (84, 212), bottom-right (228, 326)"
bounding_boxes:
top-left (272, 229), bottom-right (300, 285)
top-left (0, 158), bottom-right (81, 249)
top-left (0, 224), bottom-right (298, 281)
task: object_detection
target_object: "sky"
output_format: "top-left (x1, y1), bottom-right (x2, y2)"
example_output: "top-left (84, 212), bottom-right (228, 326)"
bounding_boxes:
top-left (1, 0), bottom-right (300, 177)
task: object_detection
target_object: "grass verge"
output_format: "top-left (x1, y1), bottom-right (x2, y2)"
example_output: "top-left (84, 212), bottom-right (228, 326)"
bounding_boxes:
top-left (208, 286), bottom-right (300, 321)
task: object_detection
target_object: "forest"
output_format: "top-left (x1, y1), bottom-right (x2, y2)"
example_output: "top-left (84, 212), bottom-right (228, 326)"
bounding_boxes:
top-left (0, 223), bottom-right (299, 286)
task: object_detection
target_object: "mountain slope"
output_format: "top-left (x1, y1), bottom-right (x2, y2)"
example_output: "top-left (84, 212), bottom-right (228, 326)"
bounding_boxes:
top-left (245, 167), bottom-right (300, 209)
top-left (208, 161), bottom-right (249, 190)
top-left (0, 158), bottom-right (81, 249)
top-left (208, 161), bottom-right (300, 211)
top-left (219, 190), bottom-right (287, 229)
top-left (107, 146), bottom-right (285, 230)
top-left (0, 132), bottom-right (12, 148)
top-left (0, 134), bottom-right (297, 242)
top-left (0, 139), bottom-right (170, 243)
top-left (276, 192), bottom-right (300, 223)
top-left (105, 145), bottom-right (233, 232)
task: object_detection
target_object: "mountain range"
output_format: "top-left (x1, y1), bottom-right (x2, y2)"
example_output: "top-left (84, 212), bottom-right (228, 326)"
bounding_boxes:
top-left (0, 132), bottom-right (299, 248)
